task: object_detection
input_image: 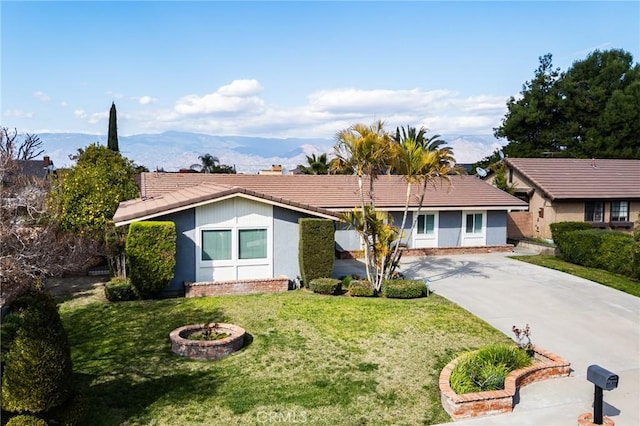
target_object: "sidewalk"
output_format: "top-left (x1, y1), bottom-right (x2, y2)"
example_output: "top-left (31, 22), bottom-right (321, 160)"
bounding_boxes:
top-left (334, 253), bottom-right (640, 425)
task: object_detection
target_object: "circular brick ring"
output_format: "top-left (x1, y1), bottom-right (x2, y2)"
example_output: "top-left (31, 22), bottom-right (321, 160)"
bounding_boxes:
top-left (170, 323), bottom-right (245, 360)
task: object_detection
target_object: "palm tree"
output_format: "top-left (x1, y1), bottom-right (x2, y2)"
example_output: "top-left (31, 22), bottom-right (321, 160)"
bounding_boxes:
top-left (332, 120), bottom-right (393, 287)
top-left (387, 126), bottom-right (456, 279)
top-left (198, 154), bottom-right (220, 173)
top-left (298, 153), bottom-right (330, 175)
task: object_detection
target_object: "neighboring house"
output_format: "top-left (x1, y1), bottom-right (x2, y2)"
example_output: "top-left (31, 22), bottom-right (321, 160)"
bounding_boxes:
top-left (487, 158), bottom-right (640, 240)
top-left (113, 173), bottom-right (527, 295)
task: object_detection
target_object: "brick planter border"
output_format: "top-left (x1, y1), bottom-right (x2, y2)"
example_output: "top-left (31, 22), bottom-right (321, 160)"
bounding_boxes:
top-left (439, 345), bottom-right (571, 420)
top-left (170, 323), bottom-right (246, 361)
top-left (184, 276), bottom-right (290, 297)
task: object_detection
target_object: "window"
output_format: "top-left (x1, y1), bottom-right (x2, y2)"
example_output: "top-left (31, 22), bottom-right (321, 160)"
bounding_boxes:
top-left (417, 214), bottom-right (435, 235)
top-left (202, 230), bottom-right (231, 261)
top-left (465, 213), bottom-right (483, 234)
top-left (239, 229), bottom-right (267, 259)
top-left (585, 201), bottom-right (604, 222)
top-left (611, 201), bottom-right (629, 222)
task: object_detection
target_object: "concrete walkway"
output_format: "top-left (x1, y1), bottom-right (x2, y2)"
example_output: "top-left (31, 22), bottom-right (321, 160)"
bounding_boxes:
top-left (334, 253), bottom-right (640, 425)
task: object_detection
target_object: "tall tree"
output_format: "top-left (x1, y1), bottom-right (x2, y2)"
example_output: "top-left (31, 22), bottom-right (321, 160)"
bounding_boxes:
top-left (332, 121), bottom-right (393, 286)
top-left (107, 102), bottom-right (119, 152)
top-left (495, 49), bottom-right (640, 159)
top-left (297, 153), bottom-right (330, 175)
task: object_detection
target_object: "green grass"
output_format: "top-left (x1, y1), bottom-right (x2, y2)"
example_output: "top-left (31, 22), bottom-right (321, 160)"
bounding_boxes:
top-left (511, 255), bottom-right (640, 297)
top-left (57, 290), bottom-right (513, 425)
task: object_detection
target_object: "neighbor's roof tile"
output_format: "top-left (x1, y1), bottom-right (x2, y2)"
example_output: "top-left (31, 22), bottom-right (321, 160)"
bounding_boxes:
top-left (506, 158), bottom-right (640, 200)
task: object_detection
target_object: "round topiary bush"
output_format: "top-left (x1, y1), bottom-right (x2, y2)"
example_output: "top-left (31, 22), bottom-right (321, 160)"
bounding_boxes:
top-left (45, 390), bottom-right (87, 426)
top-left (5, 415), bottom-right (48, 426)
top-left (104, 277), bottom-right (137, 302)
top-left (348, 280), bottom-right (376, 297)
top-left (449, 343), bottom-right (532, 394)
top-left (1, 290), bottom-right (73, 413)
top-left (308, 278), bottom-right (342, 295)
top-left (381, 279), bottom-right (427, 299)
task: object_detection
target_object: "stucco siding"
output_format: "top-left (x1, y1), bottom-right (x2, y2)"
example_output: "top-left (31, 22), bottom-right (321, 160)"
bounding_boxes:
top-left (153, 209), bottom-right (196, 296)
top-left (335, 222), bottom-right (361, 251)
top-left (438, 211), bottom-right (462, 247)
top-left (486, 210), bottom-right (507, 245)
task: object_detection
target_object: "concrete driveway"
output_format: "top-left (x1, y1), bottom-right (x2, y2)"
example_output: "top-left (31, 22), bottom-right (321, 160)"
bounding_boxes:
top-left (334, 253), bottom-right (640, 425)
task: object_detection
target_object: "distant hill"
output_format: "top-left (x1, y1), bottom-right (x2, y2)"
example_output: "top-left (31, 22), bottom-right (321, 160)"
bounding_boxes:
top-left (36, 131), bottom-right (503, 174)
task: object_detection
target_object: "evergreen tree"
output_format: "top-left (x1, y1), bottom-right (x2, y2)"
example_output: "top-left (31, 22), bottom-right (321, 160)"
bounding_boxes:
top-left (107, 102), bottom-right (119, 152)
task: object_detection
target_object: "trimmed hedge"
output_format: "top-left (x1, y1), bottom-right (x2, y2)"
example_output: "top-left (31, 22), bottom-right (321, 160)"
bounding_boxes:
top-left (126, 221), bottom-right (176, 299)
top-left (560, 229), bottom-right (635, 277)
top-left (45, 390), bottom-right (87, 426)
top-left (381, 279), bottom-right (427, 299)
top-left (633, 215), bottom-right (640, 279)
top-left (549, 221), bottom-right (593, 255)
top-left (1, 291), bottom-right (73, 413)
top-left (6, 415), bottom-right (48, 426)
top-left (104, 277), bottom-right (137, 302)
top-left (298, 219), bottom-right (335, 286)
top-left (309, 278), bottom-right (342, 295)
top-left (348, 280), bottom-right (376, 297)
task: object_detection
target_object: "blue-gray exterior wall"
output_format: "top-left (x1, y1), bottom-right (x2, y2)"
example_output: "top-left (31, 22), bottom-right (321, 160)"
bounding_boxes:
top-left (152, 209), bottom-right (196, 296)
top-left (438, 211), bottom-right (463, 247)
top-left (273, 206), bottom-right (315, 281)
top-left (486, 210), bottom-right (507, 245)
top-left (335, 221), bottom-right (361, 251)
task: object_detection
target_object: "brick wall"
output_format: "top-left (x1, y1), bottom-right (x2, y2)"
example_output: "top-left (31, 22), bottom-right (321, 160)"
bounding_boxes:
top-left (439, 345), bottom-right (571, 420)
top-left (507, 211), bottom-right (533, 239)
top-left (184, 277), bottom-right (290, 297)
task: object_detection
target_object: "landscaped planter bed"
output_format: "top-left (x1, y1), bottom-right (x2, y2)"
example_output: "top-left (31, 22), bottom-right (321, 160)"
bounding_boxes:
top-left (170, 323), bottom-right (246, 360)
top-left (439, 345), bottom-right (570, 420)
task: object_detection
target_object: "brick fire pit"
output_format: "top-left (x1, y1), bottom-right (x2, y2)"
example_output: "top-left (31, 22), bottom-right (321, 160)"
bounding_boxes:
top-left (170, 323), bottom-right (246, 361)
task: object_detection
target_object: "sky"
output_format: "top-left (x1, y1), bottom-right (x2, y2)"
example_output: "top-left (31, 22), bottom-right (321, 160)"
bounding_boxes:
top-left (2, 1), bottom-right (639, 143)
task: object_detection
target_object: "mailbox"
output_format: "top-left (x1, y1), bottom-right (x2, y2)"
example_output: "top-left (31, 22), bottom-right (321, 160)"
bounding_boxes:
top-left (587, 365), bottom-right (618, 391)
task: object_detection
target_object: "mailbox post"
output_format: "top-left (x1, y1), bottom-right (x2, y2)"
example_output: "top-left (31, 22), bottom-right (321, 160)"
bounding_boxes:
top-left (586, 365), bottom-right (619, 425)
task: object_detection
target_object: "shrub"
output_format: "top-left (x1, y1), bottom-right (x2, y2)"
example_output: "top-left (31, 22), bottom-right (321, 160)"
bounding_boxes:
top-left (45, 390), bottom-right (87, 426)
top-left (126, 221), bottom-right (176, 299)
top-left (6, 415), bottom-right (48, 426)
top-left (348, 280), bottom-right (376, 297)
top-left (309, 278), bottom-right (342, 295)
top-left (449, 343), bottom-right (532, 394)
top-left (632, 213), bottom-right (640, 279)
top-left (381, 279), bottom-right (427, 299)
top-left (298, 219), bottom-right (335, 286)
top-left (104, 277), bottom-right (137, 302)
top-left (1, 290), bottom-right (73, 413)
top-left (561, 229), bottom-right (634, 277)
top-left (549, 221), bottom-right (593, 256)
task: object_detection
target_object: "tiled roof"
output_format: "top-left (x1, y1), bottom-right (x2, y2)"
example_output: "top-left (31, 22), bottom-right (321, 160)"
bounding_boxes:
top-left (506, 158), bottom-right (640, 201)
top-left (113, 173), bottom-right (527, 225)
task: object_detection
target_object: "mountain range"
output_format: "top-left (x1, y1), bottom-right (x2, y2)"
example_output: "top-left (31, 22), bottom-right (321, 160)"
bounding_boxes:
top-left (37, 131), bottom-right (504, 173)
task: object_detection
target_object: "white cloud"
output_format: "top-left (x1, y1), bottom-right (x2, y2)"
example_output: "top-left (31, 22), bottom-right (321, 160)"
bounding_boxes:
top-left (308, 88), bottom-right (453, 114)
top-left (174, 80), bottom-right (266, 116)
top-left (218, 79), bottom-right (263, 97)
top-left (4, 109), bottom-right (34, 118)
top-left (74, 109), bottom-right (87, 118)
top-left (88, 111), bottom-right (108, 124)
top-left (33, 91), bottom-right (51, 102)
top-left (137, 96), bottom-right (158, 105)
top-left (61, 101), bottom-right (68, 107)
top-left (105, 91), bottom-right (124, 99)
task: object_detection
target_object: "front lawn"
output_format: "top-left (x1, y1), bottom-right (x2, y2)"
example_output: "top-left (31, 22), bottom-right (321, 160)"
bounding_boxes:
top-left (58, 290), bottom-right (512, 425)
top-left (511, 255), bottom-right (640, 297)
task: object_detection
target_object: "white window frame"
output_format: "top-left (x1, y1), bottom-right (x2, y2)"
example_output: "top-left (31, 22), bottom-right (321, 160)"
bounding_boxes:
top-left (413, 212), bottom-right (439, 248)
top-left (461, 210), bottom-right (486, 246)
top-left (610, 201), bottom-right (629, 222)
top-left (198, 226), bottom-right (271, 268)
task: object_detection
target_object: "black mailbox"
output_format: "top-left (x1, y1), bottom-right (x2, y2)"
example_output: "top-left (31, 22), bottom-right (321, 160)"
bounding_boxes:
top-left (587, 365), bottom-right (618, 391)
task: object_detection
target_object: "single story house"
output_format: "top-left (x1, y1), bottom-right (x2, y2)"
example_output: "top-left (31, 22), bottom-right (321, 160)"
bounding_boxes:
top-left (487, 158), bottom-right (640, 240)
top-left (113, 173), bottom-right (527, 295)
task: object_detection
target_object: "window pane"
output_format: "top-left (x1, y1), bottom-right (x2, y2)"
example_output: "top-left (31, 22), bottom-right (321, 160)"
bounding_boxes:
top-left (417, 215), bottom-right (425, 234)
top-left (425, 214), bottom-right (435, 234)
top-left (611, 201), bottom-right (629, 221)
top-left (474, 214), bottom-right (483, 233)
top-left (202, 230), bottom-right (231, 261)
top-left (466, 214), bottom-right (474, 233)
top-left (585, 202), bottom-right (604, 222)
top-left (239, 229), bottom-right (267, 259)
